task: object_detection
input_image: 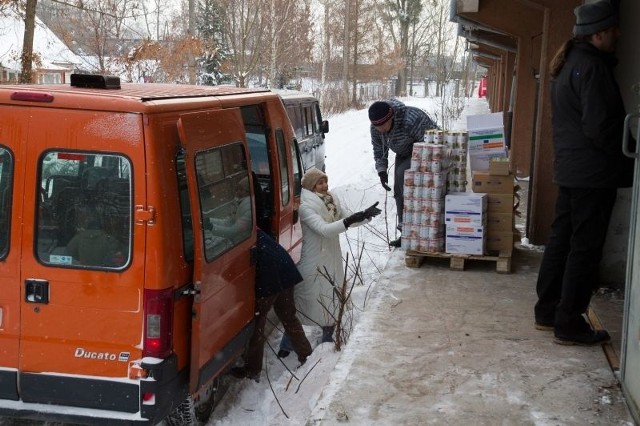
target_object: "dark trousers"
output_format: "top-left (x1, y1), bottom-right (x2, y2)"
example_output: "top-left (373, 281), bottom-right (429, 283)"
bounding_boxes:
top-left (394, 154), bottom-right (412, 224)
top-left (534, 187), bottom-right (617, 332)
top-left (245, 287), bottom-right (312, 375)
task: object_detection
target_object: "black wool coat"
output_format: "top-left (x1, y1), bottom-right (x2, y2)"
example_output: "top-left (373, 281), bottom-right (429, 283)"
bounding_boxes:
top-left (551, 42), bottom-right (634, 188)
top-left (255, 228), bottom-right (303, 298)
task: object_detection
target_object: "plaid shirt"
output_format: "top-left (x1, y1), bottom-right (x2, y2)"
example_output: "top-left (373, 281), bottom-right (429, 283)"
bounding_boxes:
top-left (370, 99), bottom-right (437, 173)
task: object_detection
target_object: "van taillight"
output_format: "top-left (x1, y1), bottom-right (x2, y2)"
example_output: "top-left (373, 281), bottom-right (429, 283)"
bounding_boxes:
top-left (143, 288), bottom-right (174, 358)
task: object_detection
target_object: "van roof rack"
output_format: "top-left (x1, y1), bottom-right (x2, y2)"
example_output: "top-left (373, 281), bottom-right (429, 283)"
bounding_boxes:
top-left (70, 74), bottom-right (121, 89)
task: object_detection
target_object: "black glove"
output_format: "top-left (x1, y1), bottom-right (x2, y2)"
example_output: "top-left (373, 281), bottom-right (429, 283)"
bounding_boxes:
top-left (378, 171), bottom-right (391, 191)
top-left (343, 211), bottom-right (367, 228)
top-left (363, 202), bottom-right (381, 219)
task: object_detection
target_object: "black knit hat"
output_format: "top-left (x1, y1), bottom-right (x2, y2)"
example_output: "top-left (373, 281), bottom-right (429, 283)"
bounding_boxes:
top-left (368, 101), bottom-right (394, 126)
top-left (573, 1), bottom-right (618, 37)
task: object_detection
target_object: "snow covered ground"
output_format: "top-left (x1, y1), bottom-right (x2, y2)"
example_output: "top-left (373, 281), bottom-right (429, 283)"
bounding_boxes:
top-left (205, 94), bottom-right (491, 426)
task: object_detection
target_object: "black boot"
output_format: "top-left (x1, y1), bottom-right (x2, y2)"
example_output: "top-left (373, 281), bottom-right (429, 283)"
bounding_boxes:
top-left (389, 237), bottom-right (401, 248)
top-left (554, 329), bottom-right (611, 346)
top-left (277, 349), bottom-right (290, 358)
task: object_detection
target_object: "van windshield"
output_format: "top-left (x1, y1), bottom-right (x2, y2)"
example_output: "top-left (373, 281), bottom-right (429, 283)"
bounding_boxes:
top-left (36, 151), bottom-right (132, 270)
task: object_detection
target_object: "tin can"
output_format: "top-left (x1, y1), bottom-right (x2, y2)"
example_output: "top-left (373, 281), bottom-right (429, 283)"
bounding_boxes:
top-left (404, 170), bottom-right (416, 187)
top-left (432, 172), bottom-right (446, 188)
top-left (432, 187), bottom-right (445, 199)
top-left (431, 199), bottom-right (444, 213)
top-left (433, 130), bottom-right (444, 145)
top-left (445, 131), bottom-right (457, 146)
top-left (404, 184), bottom-right (416, 199)
top-left (424, 130), bottom-right (435, 143)
top-left (403, 209), bottom-right (415, 226)
top-left (431, 145), bottom-right (444, 161)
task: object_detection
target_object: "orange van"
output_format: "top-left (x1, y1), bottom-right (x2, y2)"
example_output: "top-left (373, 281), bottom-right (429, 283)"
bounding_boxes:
top-left (0, 74), bottom-right (304, 425)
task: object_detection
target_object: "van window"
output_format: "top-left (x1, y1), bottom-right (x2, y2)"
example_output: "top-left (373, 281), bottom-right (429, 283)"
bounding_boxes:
top-left (287, 105), bottom-right (304, 139)
top-left (36, 151), bottom-right (132, 269)
top-left (176, 150), bottom-right (194, 262)
top-left (276, 129), bottom-right (290, 206)
top-left (0, 146), bottom-right (13, 259)
top-left (303, 106), bottom-right (313, 136)
top-left (290, 139), bottom-right (302, 196)
top-left (242, 105), bottom-right (274, 231)
top-left (196, 143), bottom-right (253, 261)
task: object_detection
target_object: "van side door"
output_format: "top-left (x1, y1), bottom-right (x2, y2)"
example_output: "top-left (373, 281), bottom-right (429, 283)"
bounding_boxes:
top-left (177, 108), bottom-right (256, 392)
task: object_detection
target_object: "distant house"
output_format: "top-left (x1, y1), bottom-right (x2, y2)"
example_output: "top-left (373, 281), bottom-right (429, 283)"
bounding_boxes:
top-left (0, 8), bottom-right (83, 84)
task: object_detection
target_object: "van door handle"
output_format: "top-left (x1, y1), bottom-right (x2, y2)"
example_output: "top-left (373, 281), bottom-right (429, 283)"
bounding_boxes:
top-left (25, 280), bottom-right (50, 304)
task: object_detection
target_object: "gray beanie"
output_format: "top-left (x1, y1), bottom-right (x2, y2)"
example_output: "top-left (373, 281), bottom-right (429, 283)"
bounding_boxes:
top-left (301, 168), bottom-right (327, 191)
top-left (573, 1), bottom-right (618, 37)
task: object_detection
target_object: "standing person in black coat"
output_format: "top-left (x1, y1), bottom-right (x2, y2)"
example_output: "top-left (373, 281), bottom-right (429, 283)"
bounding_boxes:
top-left (231, 228), bottom-right (312, 381)
top-left (534, 1), bottom-right (634, 346)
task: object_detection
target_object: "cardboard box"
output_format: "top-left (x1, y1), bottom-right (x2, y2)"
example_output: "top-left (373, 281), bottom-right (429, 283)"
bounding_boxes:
top-left (445, 214), bottom-right (487, 226)
top-left (486, 231), bottom-right (514, 252)
top-left (466, 112), bottom-right (508, 172)
top-left (489, 158), bottom-right (510, 176)
top-left (446, 224), bottom-right (485, 238)
top-left (445, 193), bottom-right (487, 214)
top-left (486, 212), bottom-right (514, 233)
top-left (487, 193), bottom-right (514, 214)
top-left (446, 234), bottom-right (485, 255)
top-left (472, 172), bottom-right (514, 194)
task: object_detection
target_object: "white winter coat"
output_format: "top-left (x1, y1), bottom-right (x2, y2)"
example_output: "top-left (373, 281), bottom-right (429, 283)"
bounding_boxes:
top-left (294, 188), bottom-right (365, 327)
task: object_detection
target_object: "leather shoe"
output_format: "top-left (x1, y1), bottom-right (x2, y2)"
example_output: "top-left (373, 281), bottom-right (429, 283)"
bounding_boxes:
top-left (389, 237), bottom-right (402, 248)
top-left (554, 329), bottom-right (611, 346)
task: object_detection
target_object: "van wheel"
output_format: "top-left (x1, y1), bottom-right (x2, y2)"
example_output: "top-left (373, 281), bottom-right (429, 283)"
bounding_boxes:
top-left (165, 396), bottom-right (199, 426)
top-left (194, 374), bottom-right (230, 423)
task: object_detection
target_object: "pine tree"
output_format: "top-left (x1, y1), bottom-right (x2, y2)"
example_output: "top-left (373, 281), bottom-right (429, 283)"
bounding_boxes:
top-left (197, 0), bottom-right (231, 85)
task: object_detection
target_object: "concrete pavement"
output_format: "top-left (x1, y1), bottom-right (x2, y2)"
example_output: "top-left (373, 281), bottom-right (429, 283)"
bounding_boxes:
top-left (307, 246), bottom-right (634, 425)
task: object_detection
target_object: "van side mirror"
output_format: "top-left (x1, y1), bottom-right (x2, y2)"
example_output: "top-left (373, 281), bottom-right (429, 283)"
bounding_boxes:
top-left (321, 120), bottom-right (329, 134)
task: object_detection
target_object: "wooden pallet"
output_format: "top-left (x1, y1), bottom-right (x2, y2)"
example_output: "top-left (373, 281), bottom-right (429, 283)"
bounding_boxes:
top-left (405, 249), bottom-right (512, 273)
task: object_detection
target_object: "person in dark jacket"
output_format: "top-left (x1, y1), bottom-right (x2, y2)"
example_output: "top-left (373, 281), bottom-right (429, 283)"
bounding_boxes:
top-left (368, 99), bottom-right (437, 247)
top-left (534, 1), bottom-right (634, 346)
top-left (231, 228), bottom-right (312, 381)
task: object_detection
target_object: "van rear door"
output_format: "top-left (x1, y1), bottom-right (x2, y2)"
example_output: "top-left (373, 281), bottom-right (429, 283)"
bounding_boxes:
top-left (177, 109), bottom-right (256, 392)
top-left (15, 106), bottom-right (144, 411)
top-left (0, 114), bottom-right (25, 401)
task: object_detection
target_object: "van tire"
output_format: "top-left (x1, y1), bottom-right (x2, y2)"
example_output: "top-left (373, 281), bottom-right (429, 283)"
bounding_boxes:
top-left (194, 373), bottom-right (232, 423)
top-left (165, 396), bottom-right (199, 426)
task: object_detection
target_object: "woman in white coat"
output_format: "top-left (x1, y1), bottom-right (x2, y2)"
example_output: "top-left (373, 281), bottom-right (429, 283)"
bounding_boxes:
top-left (278, 168), bottom-right (380, 357)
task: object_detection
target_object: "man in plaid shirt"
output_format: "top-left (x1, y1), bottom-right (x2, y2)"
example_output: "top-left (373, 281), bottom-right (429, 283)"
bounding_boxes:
top-left (369, 99), bottom-right (438, 247)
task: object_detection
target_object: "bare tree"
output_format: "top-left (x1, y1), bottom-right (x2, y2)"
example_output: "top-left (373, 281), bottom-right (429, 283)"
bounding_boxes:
top-left (219, 0), bottom-right (264, 87)
top-left (19, 0), bottom-right (37, 83)
top-left (378, 0), bottom-right (422, 96)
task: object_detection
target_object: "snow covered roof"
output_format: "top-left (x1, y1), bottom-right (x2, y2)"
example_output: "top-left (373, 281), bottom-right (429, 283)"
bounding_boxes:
top-left (0, 8), bottom-right (82, 72)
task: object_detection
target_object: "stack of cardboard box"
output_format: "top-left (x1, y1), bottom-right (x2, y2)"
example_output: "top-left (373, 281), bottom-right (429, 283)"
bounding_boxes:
top-left (444, 193), bottom-right (487, 255)
top-left (471, 158), bottom-right (516, 254)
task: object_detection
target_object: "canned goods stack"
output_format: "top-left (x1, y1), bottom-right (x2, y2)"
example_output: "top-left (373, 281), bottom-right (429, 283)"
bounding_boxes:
top-left (445, 131), bottom-right (468, 193)
top-left (402, 141), bottom-right (451, 253)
